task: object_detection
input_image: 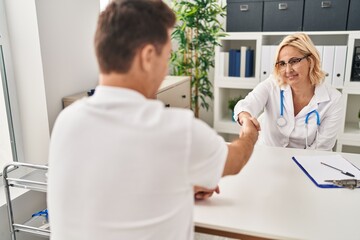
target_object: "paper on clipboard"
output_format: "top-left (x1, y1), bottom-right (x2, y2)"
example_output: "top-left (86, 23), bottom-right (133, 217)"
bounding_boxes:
top-left (292, 154), bottom-right (360, 188)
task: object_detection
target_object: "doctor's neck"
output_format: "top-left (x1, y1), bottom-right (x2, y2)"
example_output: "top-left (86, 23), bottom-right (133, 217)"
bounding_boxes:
top-left (290, 81), bottom-right (315, 98)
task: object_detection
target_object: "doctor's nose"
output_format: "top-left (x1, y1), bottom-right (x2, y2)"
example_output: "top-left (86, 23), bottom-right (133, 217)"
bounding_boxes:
top-left (285, 64), bottom-right (294, 73)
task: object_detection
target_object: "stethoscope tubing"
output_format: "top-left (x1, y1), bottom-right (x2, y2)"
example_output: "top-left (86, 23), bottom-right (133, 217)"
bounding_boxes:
top-left (277, 89), bottom-right (321, 148)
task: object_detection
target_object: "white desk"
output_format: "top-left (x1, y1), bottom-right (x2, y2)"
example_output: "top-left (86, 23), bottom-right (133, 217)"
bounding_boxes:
top-left (194, 145), bottom-right (360, 240)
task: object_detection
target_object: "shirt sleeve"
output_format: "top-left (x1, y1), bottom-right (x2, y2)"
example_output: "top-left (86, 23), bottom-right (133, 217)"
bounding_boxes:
top-left (310, 90), bottom-right (344, 151)
top-left (187, 118), bottom-right (228, 189)
top-left (233, 76), bottom-right (274, 122)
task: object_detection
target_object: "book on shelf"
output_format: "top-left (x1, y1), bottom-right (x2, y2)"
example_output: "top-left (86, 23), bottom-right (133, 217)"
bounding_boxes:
top-left (227, 47), bottom-right (255, 78)
top-left (222, 52), bottom-right (229, 77)
top-left (228, 49), bottom-right (237, 77)
top-left (240, 46), bottom-right (248, 77)
top-left (235, 50), bottom-right (241, 77)
top-left (245, 48), bottom-right (254, 77)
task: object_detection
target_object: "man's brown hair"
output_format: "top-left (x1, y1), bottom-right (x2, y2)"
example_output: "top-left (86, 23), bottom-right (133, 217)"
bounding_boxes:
top-left (94, 0), bottom-right (176, 74)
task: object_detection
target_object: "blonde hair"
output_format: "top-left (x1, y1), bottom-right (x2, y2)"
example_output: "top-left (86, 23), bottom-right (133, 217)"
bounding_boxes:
top-left (273, 33), bottom-right (325, 86)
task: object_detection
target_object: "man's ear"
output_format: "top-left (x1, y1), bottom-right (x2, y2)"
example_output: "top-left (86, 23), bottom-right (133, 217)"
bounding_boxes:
top-left (139, 44), bottom-right (155, 72)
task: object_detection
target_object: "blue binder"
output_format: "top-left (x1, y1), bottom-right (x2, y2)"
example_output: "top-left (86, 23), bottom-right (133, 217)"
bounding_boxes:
top-left (235, 50), bottom-right (240, 77)
top-left (228, 49), bottom-right (236, 77)
top-left (245, 49), bottom-right (254, 77)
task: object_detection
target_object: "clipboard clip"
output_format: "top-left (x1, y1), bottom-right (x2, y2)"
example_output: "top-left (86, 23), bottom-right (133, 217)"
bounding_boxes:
top-left (324, 179), bottom-right (360, 189)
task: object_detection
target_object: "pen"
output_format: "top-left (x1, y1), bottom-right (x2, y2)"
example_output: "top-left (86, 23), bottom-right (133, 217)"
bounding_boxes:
top-left (321, 162), bottom-right (355, 177)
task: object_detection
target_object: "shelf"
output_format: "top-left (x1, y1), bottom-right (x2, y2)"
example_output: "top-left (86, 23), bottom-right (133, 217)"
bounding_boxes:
top-left (214, 31), bottom-right (360, 151)
top-left (343, 81), bottom-right (360, 93)
top-left (214, 119), bottom-right (240, 134)
top-left (337, 122), bottom-right (360, 148)
top-left (340, 122), bottom-right (360, 142)
top-left (344, 122), bottom-right (360, 134)
top-left (215, 77), bottom-right (259, 89)
top-left (220, 32), bottom-right (262, 40)
top-left (13, 214), bottom-right (50, 237)
top-left (7, 168), bottom-right (48, 192)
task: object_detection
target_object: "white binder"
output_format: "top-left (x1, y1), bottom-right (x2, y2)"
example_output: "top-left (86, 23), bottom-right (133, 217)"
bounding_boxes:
top-left (260, 45), bottom-right (271, 81)
top-left (240, 46), bottom-right (248, 77)
top-left (332, 45), bottom-right (347, 88)
top-left (315, 45), bottom-right (323, 65)
top-left (270, 45), bottom-right (278, 68)
top-left (220, 52), bottom-right (229, 77)
top-left (322, 46), bottom-right (335, 85)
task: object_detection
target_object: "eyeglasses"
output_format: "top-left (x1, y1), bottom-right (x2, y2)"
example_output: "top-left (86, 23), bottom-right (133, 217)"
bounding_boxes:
top-left (276, 55), bottom-right (309, 71)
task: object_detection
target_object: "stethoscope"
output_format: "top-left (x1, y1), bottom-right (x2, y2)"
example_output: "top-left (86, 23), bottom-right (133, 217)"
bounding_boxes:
top-left (277, 90), bottom-right (321, 149)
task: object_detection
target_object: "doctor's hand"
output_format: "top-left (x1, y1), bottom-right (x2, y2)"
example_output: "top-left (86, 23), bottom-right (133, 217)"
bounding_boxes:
top-left (238, 112), bottom-right (261, 131)
top-left (239, 117), bottom-right (259, 145)
top-left (194, 185), bottom-right (220, 201)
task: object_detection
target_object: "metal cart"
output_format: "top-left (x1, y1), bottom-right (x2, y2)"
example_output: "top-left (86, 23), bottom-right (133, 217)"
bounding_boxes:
top-left (3, 162), bottom-right (50, 240)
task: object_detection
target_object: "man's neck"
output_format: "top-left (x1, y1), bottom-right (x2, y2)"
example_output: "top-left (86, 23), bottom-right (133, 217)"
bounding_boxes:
top-left (99, 72), bottom-right (150, 98)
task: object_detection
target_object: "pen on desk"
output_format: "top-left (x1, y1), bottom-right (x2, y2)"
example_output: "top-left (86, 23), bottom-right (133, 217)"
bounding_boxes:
top-left (320, 162), bottom-right (355, 177)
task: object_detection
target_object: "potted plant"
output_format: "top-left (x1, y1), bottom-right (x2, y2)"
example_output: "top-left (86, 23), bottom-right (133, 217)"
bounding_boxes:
top-left (228, 96), bottom-right (243, 122)
top-left (170, 0), bottom-right (226, 118)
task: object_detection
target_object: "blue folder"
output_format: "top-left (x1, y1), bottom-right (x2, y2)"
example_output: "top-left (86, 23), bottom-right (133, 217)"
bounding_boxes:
top-left (245, 49), bottom-right (254, 77)
top-left (235, 50), bottom-right (240, 77)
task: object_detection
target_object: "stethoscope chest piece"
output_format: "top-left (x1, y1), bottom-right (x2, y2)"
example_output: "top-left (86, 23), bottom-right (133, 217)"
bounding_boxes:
top-left (277, 117), bottom-right (287, 127)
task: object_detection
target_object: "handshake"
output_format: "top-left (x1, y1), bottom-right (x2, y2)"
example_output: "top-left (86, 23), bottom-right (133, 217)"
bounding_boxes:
top-left (194, 115), bottom-right (260, 201)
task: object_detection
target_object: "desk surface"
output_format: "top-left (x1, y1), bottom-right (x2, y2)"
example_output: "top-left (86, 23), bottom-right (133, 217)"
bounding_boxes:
top-left (194, 145), bottom-right (360, 240)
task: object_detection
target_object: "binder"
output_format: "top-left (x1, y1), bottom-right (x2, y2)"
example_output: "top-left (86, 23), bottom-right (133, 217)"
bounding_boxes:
top-left (228, 49), bottom-right (237, 77)
top-left (220, 52), bottom-right (229, 77)
top-left (245, 49), bottom-right (254, 77)
top-left (322, 46), bottom-right (335, 85)
top-left (268, 45), bottom-right (277, 76)
top-left (270, 45), bottom-right (278, 69)
top-left (240, 46), bottom-right (248, 77)
top-left (315, 45), bottom-right (323, 65)
top-left (292, 155), bottom-right (360, 188)
top-left (332, 45), bottom-right (347, 88)
top-left (260, 45), bottom-right (271, 81)
top-left (235, 50), bottom-right (241, 77)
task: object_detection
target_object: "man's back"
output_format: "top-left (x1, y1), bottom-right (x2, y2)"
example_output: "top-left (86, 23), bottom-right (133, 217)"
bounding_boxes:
top-left (47, 86), bottom-right (227, 240)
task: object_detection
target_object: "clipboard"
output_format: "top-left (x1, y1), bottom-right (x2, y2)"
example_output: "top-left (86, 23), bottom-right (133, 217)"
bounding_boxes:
top-left (292, 155), bottom-right (360, 188)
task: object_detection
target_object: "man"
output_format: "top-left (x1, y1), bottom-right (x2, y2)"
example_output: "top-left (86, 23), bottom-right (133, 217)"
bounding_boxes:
top-left (47, 1), bottom-right (259, 239)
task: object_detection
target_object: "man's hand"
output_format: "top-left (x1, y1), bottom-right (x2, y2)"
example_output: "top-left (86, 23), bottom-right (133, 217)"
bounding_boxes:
top-left (240, 117), bottom-right (259, 145)
top-left (238, 112), bottom-right (261, 131)
top-left (194, 185), bottom-right (220, 200)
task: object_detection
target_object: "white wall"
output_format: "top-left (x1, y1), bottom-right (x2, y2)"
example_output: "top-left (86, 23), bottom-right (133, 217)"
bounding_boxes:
top-left (35, 0), bottom-right (100, 131)
top-left (1, 1), bottom-right (100, 239)
top-left (4, 0), bottom-right (99, 165)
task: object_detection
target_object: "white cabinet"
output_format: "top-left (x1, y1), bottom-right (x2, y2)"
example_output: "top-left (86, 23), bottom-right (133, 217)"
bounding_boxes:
top-left (62, 76), bottom-right (190, 109)
top-left (214, 31), bottom-right (360, 153)
top-left (156, 76), bottom-right (191, 109)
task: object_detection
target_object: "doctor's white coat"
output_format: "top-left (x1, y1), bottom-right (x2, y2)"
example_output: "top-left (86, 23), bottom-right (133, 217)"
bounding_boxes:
top-left (233, 76), bottom-right (343, 151)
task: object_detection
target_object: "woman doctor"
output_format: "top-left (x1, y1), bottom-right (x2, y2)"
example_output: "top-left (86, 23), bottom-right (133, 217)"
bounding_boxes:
top-left (234, 33), bottom-right (343, 151)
